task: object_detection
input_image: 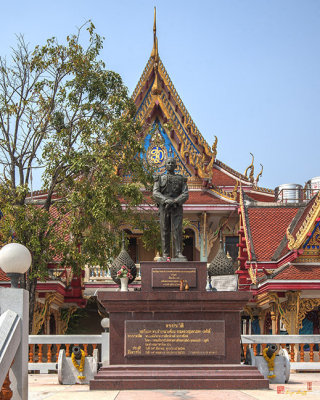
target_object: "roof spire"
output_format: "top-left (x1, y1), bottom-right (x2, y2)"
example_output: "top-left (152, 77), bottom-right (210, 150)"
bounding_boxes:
top-left (151, 6), bottom-right (161, 95)
top-left (153, 6), bottom-right (156, 40)
top-left (151, 6), bottom-right (159, 62)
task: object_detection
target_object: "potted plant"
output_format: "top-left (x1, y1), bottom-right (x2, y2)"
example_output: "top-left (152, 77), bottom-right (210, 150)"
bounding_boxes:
top-left (117, 265), bottom-right (133, 291)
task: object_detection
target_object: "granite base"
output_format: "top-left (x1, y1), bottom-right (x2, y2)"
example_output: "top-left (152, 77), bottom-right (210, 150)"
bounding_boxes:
top-left (90, 364), bottom-right (269, 390)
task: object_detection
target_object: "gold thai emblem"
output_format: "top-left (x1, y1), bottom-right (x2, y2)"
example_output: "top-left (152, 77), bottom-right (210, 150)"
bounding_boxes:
top-left (150, 146), bottom-right (164, 164)
top-left (145, 125), bottom-right (190, 176)
top-left (146, 127), bottom-right (167, 169)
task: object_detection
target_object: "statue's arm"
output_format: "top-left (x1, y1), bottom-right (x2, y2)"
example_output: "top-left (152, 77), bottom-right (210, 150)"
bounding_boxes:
top-left (175, 177), bottom-right (189, 206)
top-left (153, 176), bottom-right (167, 205)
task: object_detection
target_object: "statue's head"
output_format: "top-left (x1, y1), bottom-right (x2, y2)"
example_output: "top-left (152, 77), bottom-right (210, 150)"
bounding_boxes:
top-left (165, 157), bottom-right (176, 173)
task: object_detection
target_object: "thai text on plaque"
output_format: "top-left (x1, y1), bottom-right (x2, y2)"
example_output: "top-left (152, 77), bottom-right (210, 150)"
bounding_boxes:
top-left (152, 268), bottom-right (197, 288)
top-left (125, 320), bottom-right (225, 357)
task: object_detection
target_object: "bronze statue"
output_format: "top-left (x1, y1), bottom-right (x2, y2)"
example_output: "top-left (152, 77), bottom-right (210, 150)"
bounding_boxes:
top-left (153, 157), bottom-right (189, 261)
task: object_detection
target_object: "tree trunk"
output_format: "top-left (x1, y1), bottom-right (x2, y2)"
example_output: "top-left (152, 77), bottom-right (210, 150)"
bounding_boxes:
top-left (27, 276), bottom-right (38, 334)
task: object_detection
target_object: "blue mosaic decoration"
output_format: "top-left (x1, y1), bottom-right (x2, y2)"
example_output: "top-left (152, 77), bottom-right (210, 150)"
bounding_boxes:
top-left (144, 120), bottom-right (191, 176)
top-left (303, 220), bottom-right (320, 249)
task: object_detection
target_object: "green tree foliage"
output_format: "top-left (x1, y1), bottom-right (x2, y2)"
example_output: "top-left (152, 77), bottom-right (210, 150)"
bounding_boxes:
top-left (0, 22), bottom-right (154, 332)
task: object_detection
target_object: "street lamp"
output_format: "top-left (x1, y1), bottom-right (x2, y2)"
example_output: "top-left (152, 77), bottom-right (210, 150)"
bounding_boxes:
top-left (0, 243), bottom-right (32, 288)
top-left (101, 317), bottom-right (110, 332)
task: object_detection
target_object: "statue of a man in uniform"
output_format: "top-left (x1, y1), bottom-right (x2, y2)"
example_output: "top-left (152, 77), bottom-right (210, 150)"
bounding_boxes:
top-left (153, 157), bottom-right (189, 260)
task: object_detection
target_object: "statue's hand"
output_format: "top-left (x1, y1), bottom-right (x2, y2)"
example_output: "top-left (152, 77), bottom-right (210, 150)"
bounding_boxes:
top-left (164, 199), bottom-right (174, 208)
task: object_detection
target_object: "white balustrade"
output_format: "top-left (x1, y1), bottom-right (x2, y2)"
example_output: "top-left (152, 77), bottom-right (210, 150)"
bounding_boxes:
top-left (242, 335), bottom-right (320, 370)
top-left (26, 333), bottom-right (320, 373)
top-left (84, 264), bottom-right (141, 282)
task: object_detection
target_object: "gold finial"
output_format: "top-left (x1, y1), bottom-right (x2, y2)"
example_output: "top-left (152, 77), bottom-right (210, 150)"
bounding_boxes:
top-left (151, 7), bottom-right (161, 95)
top-left (153, 6), bottom-right (156, 39)
top-left (255, 164), bottom-right (263, 187)
top-left (244, 152), bottom-right (255, 183)
top-left (211, 135), bottom-right (218, 159)
top-left (204, 136), bottom-right (217, 178)
top-left (286, 227), bottom-right (296, 250)
top-left (232, 180), bottom-right (239, 200)
top-left (151, 7), bottom-right (159, 62)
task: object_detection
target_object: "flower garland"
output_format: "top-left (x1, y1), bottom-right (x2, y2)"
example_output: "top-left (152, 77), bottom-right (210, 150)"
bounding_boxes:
top-left (117, 265), bottom-right (133, 280)
top-left (71, 349), bottom-right (86, 380)
top-left (262, 348), bottom-right (276, 379)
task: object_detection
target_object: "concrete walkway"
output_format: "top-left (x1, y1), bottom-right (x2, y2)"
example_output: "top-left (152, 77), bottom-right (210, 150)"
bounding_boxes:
top-left (28, 372), bottom-right (320, 400)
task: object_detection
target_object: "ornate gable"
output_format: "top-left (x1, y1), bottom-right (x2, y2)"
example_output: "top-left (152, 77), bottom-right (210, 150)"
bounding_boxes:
top-left (286, 191), bottom-right (320, 255)
top-left (300, 221), bottom-right (320, 262)
top-left (132, 9), bottom-right (273, 203)
top-left (144, 120), bottom-right (191, 177)
top-left (285, 192), bottom-right (320, 262)
top-left (132, 9), bottom-right (215, 181)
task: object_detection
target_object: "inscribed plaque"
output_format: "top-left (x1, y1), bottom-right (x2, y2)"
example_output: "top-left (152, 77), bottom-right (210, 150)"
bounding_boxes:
top-left (125, 320), bottom-right (225, 357)
top-left (152, 268), bottom-right (197, 288)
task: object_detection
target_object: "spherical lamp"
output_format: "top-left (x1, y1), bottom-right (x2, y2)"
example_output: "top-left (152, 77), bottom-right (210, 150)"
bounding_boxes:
top-left (101, 317), bottom-right (110, 332)
top-left (0, 243), bottom-right (32, 288)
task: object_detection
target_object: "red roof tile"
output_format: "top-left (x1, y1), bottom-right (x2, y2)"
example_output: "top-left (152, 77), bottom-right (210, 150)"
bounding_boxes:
top-left (186, 191), bottom-right (231, 205)
top-left (273, 264), bottom-right (320, 280)
top-left (142, 190), bottom-right (231, 205)
top-left (214, 159), bottom-right (249, 182)
top-left (246, 192), bottom-right (276, 203)
top-left (212, 167), bottom-right (237, 186)
top-left (0, 268), bottom-right (10, 282)
top-left (247, 207), bottom-right (299, 261)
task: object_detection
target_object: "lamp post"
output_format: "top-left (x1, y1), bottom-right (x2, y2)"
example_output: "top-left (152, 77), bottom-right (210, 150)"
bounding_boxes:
top-left (0, 243), bottom-right (31, 400)
top-left (0, 243), bottom-right (32, 288)
top-left (101, 317), bottom-right (110, 332)
top-left (100, 318), bottom-right (110, 365)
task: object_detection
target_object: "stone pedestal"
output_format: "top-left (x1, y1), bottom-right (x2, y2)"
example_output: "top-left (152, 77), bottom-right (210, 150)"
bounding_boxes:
top-left (90, 262), bottom-right (268, 390)
top-left (58, 349), bottom-right (98, 384)
top-left (141, 261), bottom-right (207, 292)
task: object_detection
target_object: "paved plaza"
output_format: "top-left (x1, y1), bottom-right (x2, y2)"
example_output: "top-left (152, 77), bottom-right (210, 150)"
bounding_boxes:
top-left (29, 372), bottom-right (320, 400)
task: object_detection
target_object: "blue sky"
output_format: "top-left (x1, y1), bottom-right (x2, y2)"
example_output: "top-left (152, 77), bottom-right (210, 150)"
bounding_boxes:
top-left (1, 0), bottom-right (320, 190)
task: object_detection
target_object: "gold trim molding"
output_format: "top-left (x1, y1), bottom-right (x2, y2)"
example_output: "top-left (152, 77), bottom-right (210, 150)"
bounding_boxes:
top-left (287, 191), bottom-right (320, 250)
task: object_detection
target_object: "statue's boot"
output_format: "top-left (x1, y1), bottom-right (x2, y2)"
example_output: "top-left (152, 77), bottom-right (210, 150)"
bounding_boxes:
top-left (175, 252), bottom-right (187, 261)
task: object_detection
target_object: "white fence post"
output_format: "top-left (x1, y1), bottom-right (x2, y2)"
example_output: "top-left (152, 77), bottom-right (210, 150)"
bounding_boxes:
top-left (0, 288), bottom-right (29, 400)
top-left (101, 332), bottom-right (110, 365)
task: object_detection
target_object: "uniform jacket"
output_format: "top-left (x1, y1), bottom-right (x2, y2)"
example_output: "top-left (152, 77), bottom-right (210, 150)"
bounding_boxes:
top-left (153, 173), bottom-right (189, 207)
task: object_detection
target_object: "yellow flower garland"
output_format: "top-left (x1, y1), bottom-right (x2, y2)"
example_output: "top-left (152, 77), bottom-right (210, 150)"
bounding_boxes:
top-left (71, 349), bottom-right (86, 380)
top-left (262, 348), bottom-right (276, 379)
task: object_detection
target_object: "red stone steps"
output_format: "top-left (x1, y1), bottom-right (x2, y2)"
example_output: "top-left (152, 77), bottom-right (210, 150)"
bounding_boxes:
top-left (90, 364), bottom-right (269, 390)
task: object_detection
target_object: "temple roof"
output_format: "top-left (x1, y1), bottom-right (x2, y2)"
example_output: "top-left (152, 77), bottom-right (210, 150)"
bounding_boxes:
top-left (239, 190), bottom-right (320, 287)
top-left (270, 263), bottom-right (320, 280)
top-left (132, 9), bottom-right (274, 204)
top-left (246, 205), bottom-right (300, 262)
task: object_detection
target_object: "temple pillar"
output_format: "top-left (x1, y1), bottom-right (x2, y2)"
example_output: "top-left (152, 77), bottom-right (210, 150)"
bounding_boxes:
top-left (200, 212), bottom-right (208, 262)
top-left (258, 310), bottom-right (266, 334)
top-left (281, 292), bottom-right (300, 335)
top-left (200, 235), bottom-right (207, 262)
top-left (270, 302), bottom-right (279, 335)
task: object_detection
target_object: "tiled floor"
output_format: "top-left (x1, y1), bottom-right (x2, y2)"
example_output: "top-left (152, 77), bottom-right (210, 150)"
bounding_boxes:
top-left (28, 372), bottom-right (320, 400)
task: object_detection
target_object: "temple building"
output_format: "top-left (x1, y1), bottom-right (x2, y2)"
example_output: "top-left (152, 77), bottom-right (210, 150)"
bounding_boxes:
top-left (121, 10), bottom-right (274, 265)
top-left (1, 11), bottom-right (320, 338)
top-left (238, 188), bottom-right (320, 336)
